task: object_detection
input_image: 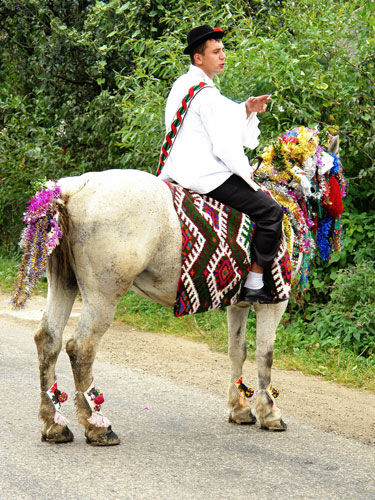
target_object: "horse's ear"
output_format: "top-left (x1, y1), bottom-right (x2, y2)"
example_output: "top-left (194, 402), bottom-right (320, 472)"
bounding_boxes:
top-left (328, 135), bottom-right (339, 155)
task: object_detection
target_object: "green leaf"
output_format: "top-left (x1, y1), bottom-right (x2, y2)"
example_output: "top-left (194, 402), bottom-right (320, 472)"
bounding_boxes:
top-left (116, 2), bottom-right (131, 14)
top-left (314, 82), bottom-right (328, 90)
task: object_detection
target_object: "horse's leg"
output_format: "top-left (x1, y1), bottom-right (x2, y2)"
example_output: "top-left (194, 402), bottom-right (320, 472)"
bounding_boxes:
top-left (227, 304), bottom-right (257, 424)
top-left (253, 301), bottom-right (288, 431)
top-left (34, 266), bottom-right (78, 443)
top-left (66, 290), bottom-right (120, 446)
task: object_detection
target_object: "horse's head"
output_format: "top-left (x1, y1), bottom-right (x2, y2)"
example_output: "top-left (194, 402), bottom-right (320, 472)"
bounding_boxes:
top-left (255, 126), bottom-right (347, 290)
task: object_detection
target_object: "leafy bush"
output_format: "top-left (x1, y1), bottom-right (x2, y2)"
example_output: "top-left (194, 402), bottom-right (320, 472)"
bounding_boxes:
top-left (284, 262), bottom-right (375, 355)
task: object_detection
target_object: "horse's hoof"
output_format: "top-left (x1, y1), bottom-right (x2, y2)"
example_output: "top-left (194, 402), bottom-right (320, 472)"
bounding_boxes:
top-left (228, 410), bottom-right (257, 425)
top-left (85, 425), bottom-right (120, 446)
top-left (261, 418), bottom-right (287, 431)
top-left (41, 425), bottom-right (74, 443)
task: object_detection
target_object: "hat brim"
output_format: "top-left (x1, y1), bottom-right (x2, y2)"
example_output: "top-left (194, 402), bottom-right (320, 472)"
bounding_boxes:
top-left (183, 30), bottom-right (224, 55)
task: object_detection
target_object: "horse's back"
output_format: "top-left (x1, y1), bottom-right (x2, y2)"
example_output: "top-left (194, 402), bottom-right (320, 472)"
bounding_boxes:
top-left (59, 169), bottom-right (170, 219)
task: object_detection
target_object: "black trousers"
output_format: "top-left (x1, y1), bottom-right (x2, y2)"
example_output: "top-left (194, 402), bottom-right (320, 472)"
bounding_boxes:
top-left (206, 175), bottom-right (283, 269)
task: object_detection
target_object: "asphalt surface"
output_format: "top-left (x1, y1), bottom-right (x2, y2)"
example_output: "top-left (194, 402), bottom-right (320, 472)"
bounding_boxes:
top-left (1, 309), bottom-right (375, 500)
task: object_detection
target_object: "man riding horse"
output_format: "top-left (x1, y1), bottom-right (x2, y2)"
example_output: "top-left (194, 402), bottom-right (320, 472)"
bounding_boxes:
top-left (158, 25), bottom-right (284, 304)
top-left (11, 23), bottom-right (345, 445)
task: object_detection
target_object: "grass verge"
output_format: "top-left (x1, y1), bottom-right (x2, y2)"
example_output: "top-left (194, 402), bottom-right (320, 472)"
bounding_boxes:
top-left (2, 254), bottom-right (374, 392)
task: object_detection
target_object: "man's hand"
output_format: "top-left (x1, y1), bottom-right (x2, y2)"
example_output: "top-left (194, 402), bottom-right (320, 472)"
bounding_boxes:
top-left (246, 95), bottom-right (272, 117)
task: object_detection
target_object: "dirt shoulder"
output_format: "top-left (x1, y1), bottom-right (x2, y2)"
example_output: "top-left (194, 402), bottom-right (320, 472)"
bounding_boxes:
top-left (2, 294), bottom-right (374, 445)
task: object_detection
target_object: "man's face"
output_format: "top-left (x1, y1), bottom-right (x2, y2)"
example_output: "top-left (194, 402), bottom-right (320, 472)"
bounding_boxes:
top-left (194, 39), bottom-right (226, 78)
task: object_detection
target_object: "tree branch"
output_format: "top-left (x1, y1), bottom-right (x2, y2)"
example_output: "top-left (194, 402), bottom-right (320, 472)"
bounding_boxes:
top-left (318, 120), bottom-right (375, 164)
top-left (52, 72), bottom-right (98, 88)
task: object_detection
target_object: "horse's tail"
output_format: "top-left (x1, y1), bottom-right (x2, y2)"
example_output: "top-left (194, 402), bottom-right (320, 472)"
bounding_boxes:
top-left (48, 196), bottom-right (77, 294)
top-left (11, 180), bottom-right (78, 309)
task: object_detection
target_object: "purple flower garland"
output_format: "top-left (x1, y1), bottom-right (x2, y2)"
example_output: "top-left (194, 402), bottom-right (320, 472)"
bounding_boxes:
top-left (11, 181), bottom-right (63, 309)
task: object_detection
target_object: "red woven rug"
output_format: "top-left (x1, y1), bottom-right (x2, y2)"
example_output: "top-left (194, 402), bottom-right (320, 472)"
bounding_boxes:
top-left (165, 182), bottom-right (291, 317)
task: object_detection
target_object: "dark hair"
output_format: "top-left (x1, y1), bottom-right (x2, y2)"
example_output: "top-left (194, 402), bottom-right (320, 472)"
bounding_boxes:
top-left (189, 40), bottom-right (208, 64)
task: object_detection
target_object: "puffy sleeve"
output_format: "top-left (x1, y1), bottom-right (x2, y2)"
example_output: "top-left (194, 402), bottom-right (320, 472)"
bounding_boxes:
top-left (241, 106), bottom-right (260, 149)
top-left (197, 89), bottom-right (259, 186)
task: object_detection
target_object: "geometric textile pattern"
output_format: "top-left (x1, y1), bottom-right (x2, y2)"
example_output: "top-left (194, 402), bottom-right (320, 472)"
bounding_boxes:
top-left (269, 238), bottom-right (292, 300)
top-left (165, 181), bottom-right (254, 316)
top-left (165, 182), bottom-right (291, 316)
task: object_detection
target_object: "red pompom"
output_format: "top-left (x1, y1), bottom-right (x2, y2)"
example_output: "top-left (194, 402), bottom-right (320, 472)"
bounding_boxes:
top-left (58, 392), bottom-right (68, 403)
top-left (94, 394), bottom-right (104, 405)
top-left (327, 177), bottom-right (344, 217)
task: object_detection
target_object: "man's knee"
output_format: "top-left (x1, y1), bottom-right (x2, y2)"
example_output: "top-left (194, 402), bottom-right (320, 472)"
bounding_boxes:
top-left (269, 200), bottom-right (284, 223)
top-left (276, 204), bottom-right (284, 222)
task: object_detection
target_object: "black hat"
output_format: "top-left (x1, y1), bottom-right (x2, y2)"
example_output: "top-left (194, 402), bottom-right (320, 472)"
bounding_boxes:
top-left (183, 24), bottom-right (224, 55)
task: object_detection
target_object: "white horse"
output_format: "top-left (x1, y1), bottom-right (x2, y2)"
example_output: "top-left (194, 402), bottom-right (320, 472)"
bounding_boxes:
top-left (33, 137), bottom-right (339, 445)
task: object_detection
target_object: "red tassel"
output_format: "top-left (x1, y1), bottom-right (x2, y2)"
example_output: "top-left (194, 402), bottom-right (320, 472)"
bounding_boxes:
top-left (327, 177), bottom-right (344, 217)
top-left (58, 391), bottom-right (68, 403)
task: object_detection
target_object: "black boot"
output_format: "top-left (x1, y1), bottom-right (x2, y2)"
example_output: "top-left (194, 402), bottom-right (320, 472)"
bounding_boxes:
top-left (239, 285), bottom-right (275, 304)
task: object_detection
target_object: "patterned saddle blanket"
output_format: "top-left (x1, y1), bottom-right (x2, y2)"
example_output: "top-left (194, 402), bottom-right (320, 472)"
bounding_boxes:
top-left (165, 182), bottom-right (291, 317)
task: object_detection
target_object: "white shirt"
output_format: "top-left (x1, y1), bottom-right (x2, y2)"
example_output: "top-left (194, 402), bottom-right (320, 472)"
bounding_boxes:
top-left (159, 65), bottom-right (260, 194)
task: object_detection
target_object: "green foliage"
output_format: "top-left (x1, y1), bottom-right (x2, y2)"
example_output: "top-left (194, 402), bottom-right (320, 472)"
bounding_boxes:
top-left (284, 262), bottom-right (375, 355)
top-left (227, 1), bottom-right (375, 207)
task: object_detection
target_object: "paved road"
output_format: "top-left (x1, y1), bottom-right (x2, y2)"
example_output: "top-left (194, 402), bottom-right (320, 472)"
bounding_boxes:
top-left (0, 310), bottom-right (374, 500)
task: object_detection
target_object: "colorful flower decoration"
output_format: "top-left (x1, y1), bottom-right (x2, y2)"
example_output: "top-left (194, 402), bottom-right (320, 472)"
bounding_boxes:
top-left (88, 387), bottom-right (105, 413)
top-left (256, 126), bottom-right (346, 290)
top-left (11, 181), bottom-right (63, 309)
top-left (270, 386), bottom-right (280, 399)
top-left (46, 381), bottom-right (69, 426)
top-left (235, 376), bottom-right (254, 399)
top-left (49, 381), bottom-right (68, 406)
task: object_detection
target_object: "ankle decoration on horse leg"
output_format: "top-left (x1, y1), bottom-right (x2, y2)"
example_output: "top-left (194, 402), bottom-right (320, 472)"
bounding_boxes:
top-left (268, 386), bottom-right (280, 399)
top-left (233, 377), bottom-right (254, 408)
top-left (80, 380), bottom-right (111, 428)
top-left (46, 381), bottom-right (69, 427)
top-left (257, 385), bottom-right (280, 411)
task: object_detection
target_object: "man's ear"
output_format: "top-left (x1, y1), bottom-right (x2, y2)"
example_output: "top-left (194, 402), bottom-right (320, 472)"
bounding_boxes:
top-left (194, 53), bottom-right (202, 66)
